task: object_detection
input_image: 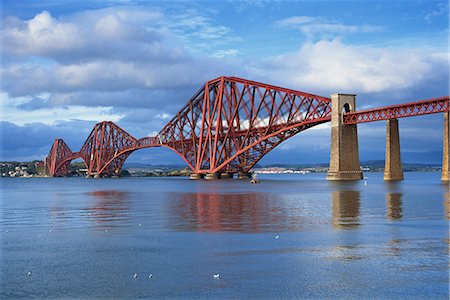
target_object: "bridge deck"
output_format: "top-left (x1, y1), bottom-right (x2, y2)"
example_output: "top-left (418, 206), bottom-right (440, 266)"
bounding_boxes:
top-left (343, 96), bottom-right (449, 124)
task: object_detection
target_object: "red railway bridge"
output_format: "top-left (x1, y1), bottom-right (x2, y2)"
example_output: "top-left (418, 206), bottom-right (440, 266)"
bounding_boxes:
top-left (45, 76), bottom-right (449, 181)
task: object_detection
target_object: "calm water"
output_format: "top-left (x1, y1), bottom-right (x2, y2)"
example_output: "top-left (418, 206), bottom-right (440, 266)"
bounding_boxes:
top-left (1, 172), bottom-right (448, 299)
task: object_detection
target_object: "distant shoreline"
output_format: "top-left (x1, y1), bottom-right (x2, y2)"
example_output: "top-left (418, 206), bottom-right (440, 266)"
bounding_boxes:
top-left (1, 160), bottom-right (442, 178)
top-left (0, 170), bottom-right (443, 179)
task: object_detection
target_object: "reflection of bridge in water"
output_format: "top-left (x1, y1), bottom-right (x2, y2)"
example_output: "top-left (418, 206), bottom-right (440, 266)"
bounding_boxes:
top-left (386, 193), bottom-right (403, 220)
top-left (444, 191), bottom-right (450, 220)
top-left (51, 187), bottom-right (446, 232)
top-left (171, 192), bottom-right (307, 233)
top-left (84, 190), bottom-right (131, 229)
top-left (331, 189), bottom-right (405, 229)
top-left (332, 190), bottom-right (360, 229)
top-left (44, 76), bottom-right (449, 182)
top-left (170, 189), bottom-right (407, 232)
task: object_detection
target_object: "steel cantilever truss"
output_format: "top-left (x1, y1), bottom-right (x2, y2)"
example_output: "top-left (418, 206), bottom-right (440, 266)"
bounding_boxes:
top-left (45, 76), bottom-right (449, 177)
top-left (45, 77), bottom-right (332, 176)
top-left (45, 139), bottom-right (78, 177)
top-left (158, 77), bottom-right (332, 174)
top-left (79, 121), bottom-right (141, 176)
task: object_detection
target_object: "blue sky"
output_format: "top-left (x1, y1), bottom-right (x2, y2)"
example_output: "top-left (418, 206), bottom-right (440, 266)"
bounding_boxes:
top-left (1, 0), bottom-right (449, 165)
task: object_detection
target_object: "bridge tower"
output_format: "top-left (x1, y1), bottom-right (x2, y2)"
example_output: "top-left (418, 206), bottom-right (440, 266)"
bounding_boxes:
top-left (326, 94), bottom-right (363, 181)
top-left (442, 111), bottom-right (449, 182)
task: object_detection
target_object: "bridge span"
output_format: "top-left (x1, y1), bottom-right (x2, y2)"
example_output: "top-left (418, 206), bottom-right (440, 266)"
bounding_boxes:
top-left (45, 76), bottom-right (450, 181)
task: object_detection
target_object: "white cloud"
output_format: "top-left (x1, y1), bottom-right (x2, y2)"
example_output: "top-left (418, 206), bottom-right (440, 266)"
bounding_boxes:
top-left (2, 9), bottom-right (185, 64)
top-left (156, 113), bottom-right (170, 119)
top-left (212, 49), bottom-right (240, 58)
top-left (3, 11), bottom-right (85, 57)
top-left (275, 16), bottom-right (382, 38)
top-left (251, 39), bottom-right (449, 95)
top-left (165, 8), bottom-right (242, 54)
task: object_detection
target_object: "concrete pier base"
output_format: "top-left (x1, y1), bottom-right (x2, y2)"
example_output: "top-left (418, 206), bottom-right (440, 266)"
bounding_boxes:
top-left (111, 175), bottom-right (120, 179)
top-left (205, 173), bottom-right (220, 180)
top-left (189, 173), bottom-right (203, 180)
top-left (326, 94), bottom-right (363, 181)
top-left (93, 174), bottom-right (101, 179)
top-left (85, 174), bottom-right (93, 178)
top-left (220, 172), bottom-right (233, 179)
top-left (442, 111), bottom-right (449, 182)
top-left (384, 119), bottom-right (403, 181)
top-left (237, 172), bottom-right (252, 180)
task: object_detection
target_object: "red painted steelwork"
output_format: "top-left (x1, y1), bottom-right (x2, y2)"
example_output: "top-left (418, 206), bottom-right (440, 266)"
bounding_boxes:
top-left (343, 96), bottom-right (449, 124)
top-left (45, 76), bottom-right (332, 176)
top-left (45, 76), bottom-right (448, 177)
top-left (156, 76), bottom-right (332, 174)
top-left (78, 121), bottom-right (141, 176)
top-left (45, 139), bottom-right (81, 177)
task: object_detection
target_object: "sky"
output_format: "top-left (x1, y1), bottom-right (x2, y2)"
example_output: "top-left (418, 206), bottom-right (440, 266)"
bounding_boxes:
top-left (1, 0), bottom-right (449, 165)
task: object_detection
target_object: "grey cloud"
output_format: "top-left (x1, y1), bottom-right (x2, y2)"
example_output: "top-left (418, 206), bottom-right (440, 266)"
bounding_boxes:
top-left (3, 58), bottom-right (230, 97)
top-left (17, 97), bottom-right (49, 110)
top-left (0, 120), bottom-right (96, 161)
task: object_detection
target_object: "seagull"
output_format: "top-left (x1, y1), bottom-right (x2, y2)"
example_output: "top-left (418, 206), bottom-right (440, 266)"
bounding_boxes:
top-left (104, 229), bottom-right (108, 232)
top-left (213, 274), bottom-right (220, 279)
top-left (148, 274), bottom-right (153, 279)
top-left (49, 229), bottom-right (53, 233)
top-left (133, 273), bottom-right (138, 279)
top-left (364, 177), bottom-right (368, 186)
top-left (27, 271), bottom-right (32, 277)
top-left (275, 235), bottom-right (280, 239)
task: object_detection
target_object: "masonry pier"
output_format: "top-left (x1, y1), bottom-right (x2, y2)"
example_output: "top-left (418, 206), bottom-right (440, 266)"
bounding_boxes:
top-left (220, 172), bottom-right (233, 179)
top-left (326, 94), bottom-right (363, 181)
top-left (442, 111), bottom-right (449, 182)
top-left (384, 119), bottom-right (403, 181)
top-left (237, 172), bottom-right (252, 180)
top-left (189, 173), bottom-right (203, 180)
top-left (205, 173), bottom-right (220, 180)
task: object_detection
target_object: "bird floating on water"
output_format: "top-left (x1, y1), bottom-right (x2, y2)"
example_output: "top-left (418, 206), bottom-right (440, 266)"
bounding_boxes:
top-left (49, 229), bottom-right (53, 233)
top-left (148, 274), bottom-right (153, 279)
top-left (139, 223), bottom-right (142, 227)
top-left (133, 273), bottom-right (138, 279)
top-left (27, 271), bottom-right (32, 277)
top-left (275, 235), bottom-right (280, 239)
top-left (213, 274), bottom-right (220, 279)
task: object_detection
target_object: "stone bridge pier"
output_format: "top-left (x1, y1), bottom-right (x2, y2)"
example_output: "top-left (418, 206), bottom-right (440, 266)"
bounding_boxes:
top-left (326, 94), bottom-right (363, 181)
top-left (382, 112), bottom-right (449, 182)
top-left (384, 119), bottom-right (403, 181)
